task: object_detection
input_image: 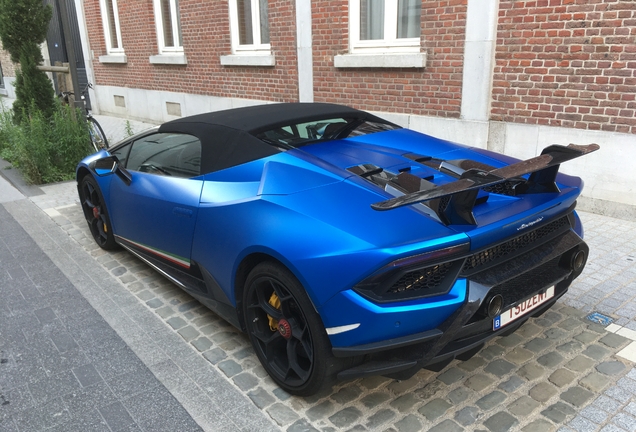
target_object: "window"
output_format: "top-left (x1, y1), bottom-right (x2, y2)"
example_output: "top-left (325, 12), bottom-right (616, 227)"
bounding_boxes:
top-left (334, 0), bottom-right (425, 68)
top-left (351, 0), bottom-right (421, 52)
top-left (101, 0), bottom-right (123, 52)
top-left (230, 0), bottom-right (270, 52)
top-left (124, 133), bottom-right (201, 178)
top-left (221, 0), bottom-right (274, 66)
top-left (150, 0), bottom-right (186, 64)
top-left (99, 0), bottom-right (126, 63)
top-left (110, 142), bottom-right (131, 167)
top-left (254, 117), bottom-right (399, 150)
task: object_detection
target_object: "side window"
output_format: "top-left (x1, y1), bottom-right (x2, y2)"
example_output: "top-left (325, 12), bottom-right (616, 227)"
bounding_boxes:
top-left (126, 133), bottom-right (201, 178)
top-left (111, 142), bottom-right (132, 166)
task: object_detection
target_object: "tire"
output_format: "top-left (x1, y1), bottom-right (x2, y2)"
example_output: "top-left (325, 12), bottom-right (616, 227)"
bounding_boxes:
top-left (79, 175), bottom-right (118, 250)
top-left (243, 262), bottom-right (337, 396)
top-left (88, 117), bottom-right (109, 151)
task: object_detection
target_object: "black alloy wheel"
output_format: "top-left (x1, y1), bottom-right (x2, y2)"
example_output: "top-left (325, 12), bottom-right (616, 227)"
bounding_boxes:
top-left (243, 262), bottom-right (336, 396)
top-left (79, 176), bottom-right (117, 250)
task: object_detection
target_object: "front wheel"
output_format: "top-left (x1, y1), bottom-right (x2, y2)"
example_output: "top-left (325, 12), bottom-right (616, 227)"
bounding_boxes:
top-left (243, 262), bottom-right (337, 396)
top-left (87, 117), bottom-right (109, 152)
top-left (79, 175), bottom-right (117, 250)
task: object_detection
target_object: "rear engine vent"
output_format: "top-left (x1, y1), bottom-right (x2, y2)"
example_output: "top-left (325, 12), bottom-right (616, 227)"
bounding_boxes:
top-left (347, 163), bottom-right (383, 178)
top-left (482, 181), bottom-right (521, 196)
top-left (439, 196), bottom-right (451, 212)
top-left (463, 215), bottom-right (570, 273)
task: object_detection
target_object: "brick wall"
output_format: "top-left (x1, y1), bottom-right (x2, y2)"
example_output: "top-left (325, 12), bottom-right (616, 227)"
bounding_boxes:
top-left (312, 0), bottom-right (468, 117)
top-left (492, 0), bottom-right (636, 134)
top-left (86, 0), bottom-right (299, 102)
top-left (83, 0), bottom-right (636, 135)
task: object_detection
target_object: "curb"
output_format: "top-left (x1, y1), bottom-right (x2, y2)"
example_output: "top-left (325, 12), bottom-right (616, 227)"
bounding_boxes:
top-left (0, 157), bottom-right (45, 197)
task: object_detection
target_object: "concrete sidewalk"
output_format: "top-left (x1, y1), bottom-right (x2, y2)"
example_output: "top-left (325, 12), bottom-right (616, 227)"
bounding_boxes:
top-left (2, 97), bottom-right (636, 431)
top-left (0, 202), bottom-right (203, 432)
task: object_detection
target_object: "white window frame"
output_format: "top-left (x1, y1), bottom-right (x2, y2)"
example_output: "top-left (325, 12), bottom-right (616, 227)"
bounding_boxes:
top-left (221, 0), bottom-right (274, 66)
top-left (228, 0), bottom-right (271, 53)
top-left (153, 0), bottom-right (183, 54)
top-left (98, 0), bottom-right (127, 63)
top-left (349, 0), bottom-right (420, 53)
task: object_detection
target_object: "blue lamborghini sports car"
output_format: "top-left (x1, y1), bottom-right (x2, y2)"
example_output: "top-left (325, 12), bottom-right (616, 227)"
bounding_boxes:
top-left (76, 103), bottom-right (598, 395)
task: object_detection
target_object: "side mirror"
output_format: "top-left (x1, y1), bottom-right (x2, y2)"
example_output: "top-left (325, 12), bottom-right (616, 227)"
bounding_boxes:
top-left (91, 156), bottom-right (132, 185)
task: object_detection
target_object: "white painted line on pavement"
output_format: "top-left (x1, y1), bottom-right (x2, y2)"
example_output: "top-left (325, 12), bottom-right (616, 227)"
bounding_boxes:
top-left (617, 342), bottom-right (636, 363)
top-left (604, 323), bottom-right (636, 362)
top-left (44, 208), bottom-right (62, 217)
top-left (55, 203), bottom-right (77, 210)
top-left (616, 327), bottom-right (636, 341)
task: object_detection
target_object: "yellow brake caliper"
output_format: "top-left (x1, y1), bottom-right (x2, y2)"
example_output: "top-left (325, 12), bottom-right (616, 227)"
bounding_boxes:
top-left (93, 206), bottom-right (108, 233)
top-left (267, 292), bottom-right (281, 331)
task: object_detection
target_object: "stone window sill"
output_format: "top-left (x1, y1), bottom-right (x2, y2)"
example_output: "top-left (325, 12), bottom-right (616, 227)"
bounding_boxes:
top-left (334, 52), bottom-right (427, 69)
top-left (220, 54), bottom-right (275, 67)
top-left (99, 54), bottom-right (127, 64)
top-left (149, 54), bottom-right (187, 65)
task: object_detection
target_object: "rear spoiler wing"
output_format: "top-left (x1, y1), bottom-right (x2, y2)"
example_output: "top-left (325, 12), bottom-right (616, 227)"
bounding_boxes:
top-left (371, 143), bottom-right (599, 224)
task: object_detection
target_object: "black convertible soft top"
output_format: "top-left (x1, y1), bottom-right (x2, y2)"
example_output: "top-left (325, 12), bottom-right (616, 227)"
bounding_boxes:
top-left (157, 103), bottom-right (392, 174)
top-left (161, 102), bottom-right (385, 133)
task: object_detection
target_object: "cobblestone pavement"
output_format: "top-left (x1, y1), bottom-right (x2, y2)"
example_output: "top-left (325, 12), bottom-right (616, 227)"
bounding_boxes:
top-left (20, 179), bottom-right (636, 432)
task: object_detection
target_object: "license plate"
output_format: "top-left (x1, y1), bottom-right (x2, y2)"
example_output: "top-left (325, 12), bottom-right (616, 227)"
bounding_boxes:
top-left (493, 286), bottom-right (555, 330)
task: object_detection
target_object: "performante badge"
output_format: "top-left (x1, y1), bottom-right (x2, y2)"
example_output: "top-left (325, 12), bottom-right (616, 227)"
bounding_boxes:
top-left (517, 216), bottom-right (544, 231)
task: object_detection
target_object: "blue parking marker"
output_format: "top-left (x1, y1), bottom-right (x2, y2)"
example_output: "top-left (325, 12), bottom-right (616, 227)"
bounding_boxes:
top-left (586, 312), bottom-right (614, 326)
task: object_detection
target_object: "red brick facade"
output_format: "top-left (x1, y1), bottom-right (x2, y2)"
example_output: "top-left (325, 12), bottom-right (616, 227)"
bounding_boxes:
top-left (81, 0), bottom-right (635, 135)
top-left (312, 1), bottom-right (467, 117)
top-left (85, 0), bottom-right (299, 102)
top-left (492, 0), bottom-right (636, 134)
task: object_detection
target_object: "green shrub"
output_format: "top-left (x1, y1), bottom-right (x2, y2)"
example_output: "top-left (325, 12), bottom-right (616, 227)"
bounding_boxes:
top-left (0, 101), bottom-right (94, 184)
top-left (12, 44), bottom-right (57, 123)
top-left (0, 0), bottom-right (56, 123)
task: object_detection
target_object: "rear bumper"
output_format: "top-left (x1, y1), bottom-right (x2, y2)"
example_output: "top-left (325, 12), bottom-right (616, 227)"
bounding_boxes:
top-left (334, 229), bottom-right (587, 380)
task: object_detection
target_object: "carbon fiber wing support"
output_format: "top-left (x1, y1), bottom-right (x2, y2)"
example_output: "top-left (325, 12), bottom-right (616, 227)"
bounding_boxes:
top-left (371, 144), bottom-right (599, 223)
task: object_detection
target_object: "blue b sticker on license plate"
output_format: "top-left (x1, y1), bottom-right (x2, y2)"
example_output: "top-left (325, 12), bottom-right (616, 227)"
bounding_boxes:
top-left (493, 286), bottom-right (555, 330)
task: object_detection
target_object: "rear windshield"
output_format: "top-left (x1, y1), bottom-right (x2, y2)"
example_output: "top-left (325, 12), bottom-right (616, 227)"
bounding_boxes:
top-left (254, 117), bottom-right (399, 150)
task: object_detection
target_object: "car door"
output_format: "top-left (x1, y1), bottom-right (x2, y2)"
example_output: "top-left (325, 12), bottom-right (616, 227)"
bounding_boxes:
top-left (108, 132), bottom-right (203, 270)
